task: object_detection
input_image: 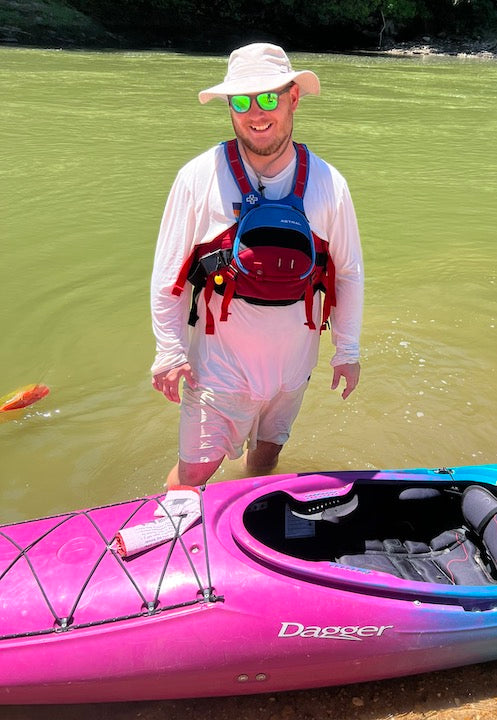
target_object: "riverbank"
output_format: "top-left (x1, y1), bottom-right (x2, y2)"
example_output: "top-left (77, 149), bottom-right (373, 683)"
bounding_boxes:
top-left (1, 2), bottom-right (497, 59)
top-left (380, 34), bottom-right (497, 59)
top-left (0, 0), bottom-right (114, 47)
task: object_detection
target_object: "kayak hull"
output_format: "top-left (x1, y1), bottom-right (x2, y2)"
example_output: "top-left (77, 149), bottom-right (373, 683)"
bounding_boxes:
top-left (2, 464), bottom-right (497, 703)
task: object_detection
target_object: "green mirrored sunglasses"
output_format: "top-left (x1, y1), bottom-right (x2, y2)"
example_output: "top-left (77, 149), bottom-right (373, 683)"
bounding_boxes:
top-left (229, 85), bottom-right (292, 114)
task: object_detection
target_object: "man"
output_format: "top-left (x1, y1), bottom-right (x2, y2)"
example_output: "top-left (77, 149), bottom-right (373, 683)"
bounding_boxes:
top-left (151, 43), bottom-right (363, 488)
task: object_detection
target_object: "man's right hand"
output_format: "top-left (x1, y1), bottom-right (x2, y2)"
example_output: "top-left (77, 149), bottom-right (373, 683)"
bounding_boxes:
top-left (152, 363), bottom-right (197, 404)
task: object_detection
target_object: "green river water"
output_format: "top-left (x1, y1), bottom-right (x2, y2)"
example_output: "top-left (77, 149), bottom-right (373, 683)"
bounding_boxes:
top-left (1, 48), bottom-right (496, 523)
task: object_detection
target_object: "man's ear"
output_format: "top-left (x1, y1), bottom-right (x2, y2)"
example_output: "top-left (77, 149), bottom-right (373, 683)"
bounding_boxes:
top-left (290, 83), bottom-right (301, 111)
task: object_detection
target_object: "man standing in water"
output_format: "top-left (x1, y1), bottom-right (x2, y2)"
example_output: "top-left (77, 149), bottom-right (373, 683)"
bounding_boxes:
top-left (151, 43), bottom-right (363, 488)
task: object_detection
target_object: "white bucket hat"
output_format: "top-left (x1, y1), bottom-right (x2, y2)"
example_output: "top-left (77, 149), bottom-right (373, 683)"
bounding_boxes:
top-left (198, 43), bottom-right (320, 104)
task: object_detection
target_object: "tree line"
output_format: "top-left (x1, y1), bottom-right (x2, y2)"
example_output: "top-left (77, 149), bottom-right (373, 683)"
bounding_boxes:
top-left (64, 0), bottom-right (497, 50)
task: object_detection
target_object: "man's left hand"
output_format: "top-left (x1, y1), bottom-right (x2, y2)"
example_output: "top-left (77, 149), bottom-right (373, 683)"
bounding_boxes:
top-left (331, 362), bottom-right (360, 400)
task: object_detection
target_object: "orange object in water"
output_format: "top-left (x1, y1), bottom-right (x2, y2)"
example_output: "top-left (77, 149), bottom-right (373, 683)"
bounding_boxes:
top-left (0, 384), bottom-right (50, 412)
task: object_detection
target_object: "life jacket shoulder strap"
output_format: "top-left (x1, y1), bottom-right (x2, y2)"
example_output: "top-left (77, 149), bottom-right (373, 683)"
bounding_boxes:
top-left (293, 142), bottom-right (309, 199)
top-left (224, 139), bottom-right (252, 195)
top-left (223, 139), bottom-right (310, 201)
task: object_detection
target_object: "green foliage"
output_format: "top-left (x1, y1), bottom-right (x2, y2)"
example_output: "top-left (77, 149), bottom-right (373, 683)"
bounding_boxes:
top-left (0, 0), bottom-right (110, 45)
top-left (1, 0), bottom-right (496, 48)
top-left (383, 0), bottom-right (419, 23)
top-left (64, 0), bottom-right (497, 37)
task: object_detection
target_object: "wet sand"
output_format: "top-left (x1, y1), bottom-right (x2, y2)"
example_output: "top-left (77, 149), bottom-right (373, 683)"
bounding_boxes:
top-left (1, 659), bottom-right (497, 719)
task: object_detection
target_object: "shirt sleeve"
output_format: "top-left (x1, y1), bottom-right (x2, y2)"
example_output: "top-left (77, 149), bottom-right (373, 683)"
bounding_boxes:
top-left (150, 172), bottom-right (196, 376)
top-left (328, 180), bottom-right (364, 366)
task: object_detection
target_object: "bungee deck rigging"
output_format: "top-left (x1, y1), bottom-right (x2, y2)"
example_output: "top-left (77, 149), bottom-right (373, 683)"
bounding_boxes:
top-left (0, 488), bottom-right (221, 642)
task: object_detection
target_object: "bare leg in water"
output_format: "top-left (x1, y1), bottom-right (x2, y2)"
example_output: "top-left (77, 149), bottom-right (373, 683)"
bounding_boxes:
top-left (165, 440), bottom-right (282, 489)
top-left (246, 440), bottom-right (282, 474)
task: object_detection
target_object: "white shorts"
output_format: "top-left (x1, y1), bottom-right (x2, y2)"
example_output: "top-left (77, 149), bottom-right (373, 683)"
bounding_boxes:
top-left (178, 382), bottom-right (308, 464)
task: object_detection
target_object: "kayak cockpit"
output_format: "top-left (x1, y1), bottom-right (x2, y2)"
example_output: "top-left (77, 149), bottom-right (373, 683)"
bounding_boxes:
top-left (233, 473), bottom-right (497, 605)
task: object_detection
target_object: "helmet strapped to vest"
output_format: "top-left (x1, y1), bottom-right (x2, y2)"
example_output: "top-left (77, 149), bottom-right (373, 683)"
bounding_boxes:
top-left (172, 140), bottom-right (336, 334)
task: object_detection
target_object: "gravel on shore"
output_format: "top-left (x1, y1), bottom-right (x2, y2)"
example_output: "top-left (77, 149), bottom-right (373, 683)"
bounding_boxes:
top-left (379, 34), bottom-right (497, 59)
top-left (2, 658), bottom-right (497, 720)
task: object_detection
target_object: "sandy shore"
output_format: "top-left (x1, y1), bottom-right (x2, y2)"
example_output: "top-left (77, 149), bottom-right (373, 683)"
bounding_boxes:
top-left (1, 658), bottom-right (497, 719)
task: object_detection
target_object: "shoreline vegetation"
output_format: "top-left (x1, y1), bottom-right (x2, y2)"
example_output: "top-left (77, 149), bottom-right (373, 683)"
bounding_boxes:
top-left (1, 1), bottom-right (496, 58)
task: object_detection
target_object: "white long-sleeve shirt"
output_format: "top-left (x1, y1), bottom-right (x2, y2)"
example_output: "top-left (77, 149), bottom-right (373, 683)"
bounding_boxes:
top-left (151, 143), bottom-right (363, 401)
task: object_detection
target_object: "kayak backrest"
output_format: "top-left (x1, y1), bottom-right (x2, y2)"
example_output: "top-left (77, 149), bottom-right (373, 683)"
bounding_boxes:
top-left (330, 485), bottom-right (497, 585)
top-left (462, 485), bottom-right (497, 566)
top-left (336, 527), bottom-right (492, 585)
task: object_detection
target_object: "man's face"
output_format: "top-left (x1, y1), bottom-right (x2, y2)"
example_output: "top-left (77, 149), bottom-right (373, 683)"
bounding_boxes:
top-left (229, 83), bottom-right (300, 159)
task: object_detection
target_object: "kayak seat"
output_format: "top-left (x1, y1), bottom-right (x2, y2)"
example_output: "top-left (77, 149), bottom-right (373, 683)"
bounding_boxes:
top-left (243, 484), bottom-right (497, 585)
top-left (336, 528), bottom-right (493, 585)
top-left (462, 484), bottom-right (497, 571)
top-left (336, 485), bottom-right (497, 585)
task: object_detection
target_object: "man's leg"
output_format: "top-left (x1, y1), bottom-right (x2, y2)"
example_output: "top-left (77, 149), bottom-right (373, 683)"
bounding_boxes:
top-left (166, 457), bottom-right (224, 489)
top-left (246, 440), bottom-right (282, 474)
top-left (173, 385), bottom-right (254, 488)
top-left (246, 381), bottom-right (309, 475)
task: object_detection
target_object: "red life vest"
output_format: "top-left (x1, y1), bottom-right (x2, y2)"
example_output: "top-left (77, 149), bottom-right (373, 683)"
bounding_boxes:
top-left (172, 139), bottom-right (336, 335)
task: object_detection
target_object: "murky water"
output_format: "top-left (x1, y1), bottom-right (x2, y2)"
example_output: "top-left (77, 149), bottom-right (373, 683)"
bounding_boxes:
top-left (1, 48), bottom-right (496, 522)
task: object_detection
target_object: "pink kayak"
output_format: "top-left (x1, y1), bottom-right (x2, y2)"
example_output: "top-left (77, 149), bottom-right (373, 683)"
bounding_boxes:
top-left (1, 463), bottom-right (497, 704)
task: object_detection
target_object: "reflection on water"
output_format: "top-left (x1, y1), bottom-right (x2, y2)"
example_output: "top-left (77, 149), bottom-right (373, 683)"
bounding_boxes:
top-left (0, 48), bottom-right (496, 522)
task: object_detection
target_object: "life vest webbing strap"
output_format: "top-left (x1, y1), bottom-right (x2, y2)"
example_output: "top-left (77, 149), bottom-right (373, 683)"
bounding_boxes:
top-left (225, 140), bottom-right (252, 195)
top-left (304, 282), bottom-right (316, 330)
top-left (224, 140), bottom-right (309, 200)
top-left (172, 249), bottom-right (196, 296)
top-left (320, 256), bottom-right (336, 332)
top-left (188, 286), bottom-right (201, 327)
top-left (203, 275), bottom-right (216, 335)
top-left (220, 274), bottom-right (237, 323)
top-left (293, 144), bottom-right (309, 199)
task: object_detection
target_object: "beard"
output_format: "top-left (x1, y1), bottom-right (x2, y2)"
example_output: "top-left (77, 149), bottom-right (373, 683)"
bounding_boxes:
top-left (237, 129), bottom-right (292, 157)
top-left (231, 115), bottom-right (294, 158)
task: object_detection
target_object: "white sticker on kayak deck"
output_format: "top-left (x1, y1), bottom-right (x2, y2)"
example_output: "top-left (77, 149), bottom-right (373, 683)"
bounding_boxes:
top-left (284, 503), bottom-right (316, 539)
top-left (114, 487), bottom-right (201, 558)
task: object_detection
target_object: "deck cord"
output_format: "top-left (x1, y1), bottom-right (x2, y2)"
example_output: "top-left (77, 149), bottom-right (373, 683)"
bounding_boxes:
top-left (0, 492), bottom-right (221, 640)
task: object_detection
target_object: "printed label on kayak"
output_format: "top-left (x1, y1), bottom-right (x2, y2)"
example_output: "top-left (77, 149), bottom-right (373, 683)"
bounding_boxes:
top-left (278, 622), bottom-right (394, 641)
top-left (284, 504), bottom-right (315, 538)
